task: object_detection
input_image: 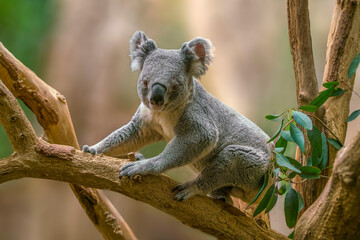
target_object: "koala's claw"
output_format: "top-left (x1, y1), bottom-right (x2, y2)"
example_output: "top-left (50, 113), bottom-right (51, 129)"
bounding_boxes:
top-left (172, 183), bottom-right (197, 201)
top-left (82, 145), bottom-right (97, 155)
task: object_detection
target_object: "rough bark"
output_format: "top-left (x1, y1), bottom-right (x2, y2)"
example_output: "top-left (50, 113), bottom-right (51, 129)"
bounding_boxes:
top-left (0, 42), bottom-right (137, 240)
top-left (0, 78), bottom-right (286, 240)
top-left (295, 130), bottom-right (360, 239)
top-left (287, 0), bottom-right (360, 213)
top-left (322, 0), bottom-right (360, 165)
top-left (287, 0), bottom-right (324, 213)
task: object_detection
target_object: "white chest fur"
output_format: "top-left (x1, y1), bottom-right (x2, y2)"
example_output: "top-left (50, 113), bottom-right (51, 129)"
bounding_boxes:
top-left (139, 104), bottom-right (178, 142)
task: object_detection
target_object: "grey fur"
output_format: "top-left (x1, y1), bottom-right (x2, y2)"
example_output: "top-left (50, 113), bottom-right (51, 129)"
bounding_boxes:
top-left (83, 31), bottom-right (273, 204)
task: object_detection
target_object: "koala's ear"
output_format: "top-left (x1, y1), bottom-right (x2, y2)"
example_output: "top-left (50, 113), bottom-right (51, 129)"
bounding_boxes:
top-left (129, 31), bottom-right (157, 71)
top-left (181, 37), bottom-right (214, 78)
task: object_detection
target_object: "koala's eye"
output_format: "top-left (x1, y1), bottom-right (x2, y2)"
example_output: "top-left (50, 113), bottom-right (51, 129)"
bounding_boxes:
top-left (143, 79), bottom-right (149, 87)
top-left (170, 84), bottom-right (179, 92)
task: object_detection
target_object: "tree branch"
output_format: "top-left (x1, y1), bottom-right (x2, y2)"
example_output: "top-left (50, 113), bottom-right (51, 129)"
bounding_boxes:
top-left (295, 130), bottom-right (360, 239)
top-left (0, 43), bottom-right (136, 240)
top-left (287, 0), bottom-right (326, 213)
top-left (0, 77), bottom-right (287, 240)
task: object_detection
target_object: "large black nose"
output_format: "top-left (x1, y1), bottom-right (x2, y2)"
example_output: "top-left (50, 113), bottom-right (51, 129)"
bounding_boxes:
top-left (150, 83), bottom-right (166, 106)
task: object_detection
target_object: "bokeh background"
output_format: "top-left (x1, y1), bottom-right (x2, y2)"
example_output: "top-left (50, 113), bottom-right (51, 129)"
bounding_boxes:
top-left (0, 0), bottom-right (359, 239)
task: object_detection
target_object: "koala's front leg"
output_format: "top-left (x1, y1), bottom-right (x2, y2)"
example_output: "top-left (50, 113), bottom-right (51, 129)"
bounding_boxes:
top-left (119, 126), bottom-right (218, 177)
top-left (83, 109), bottom-right (162, 157)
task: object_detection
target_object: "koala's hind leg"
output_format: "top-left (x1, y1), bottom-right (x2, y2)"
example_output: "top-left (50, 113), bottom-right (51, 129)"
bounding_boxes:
top-left (209, 187), bottom-right (233, 205)
top-left (173, 145), bottom-right (270, 202)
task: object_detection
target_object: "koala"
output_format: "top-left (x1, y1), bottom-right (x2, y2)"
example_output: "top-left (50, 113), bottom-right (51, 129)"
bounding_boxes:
top-left (83, 31), bottom-right (273, 204)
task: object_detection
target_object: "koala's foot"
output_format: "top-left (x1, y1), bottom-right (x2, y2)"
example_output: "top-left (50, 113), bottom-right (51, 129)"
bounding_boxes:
top-left (172, 182), bottom-right (200, 201)
top-left (134, 152), bottom-right (145, 161)
top-left (209, 187), bottom-right (233, 205)
top-left (119, 159), bottom-right (157, 177)
top-left (82, 145), bottom-right (97, 155)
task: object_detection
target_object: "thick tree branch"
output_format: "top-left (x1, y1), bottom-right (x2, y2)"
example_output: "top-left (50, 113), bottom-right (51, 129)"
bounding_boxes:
top-left (0, 43), bottom-right (136, 240)
top-left (295, 130), bottom-right (360, 239)
top-left (287, 0), bottom-right (326, 213)
top-left (0, 76), bottom-right (287, 240)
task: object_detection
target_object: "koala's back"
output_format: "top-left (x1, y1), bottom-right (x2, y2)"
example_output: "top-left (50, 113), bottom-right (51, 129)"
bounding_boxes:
top-left (188, 80), bottom-right (272, 167)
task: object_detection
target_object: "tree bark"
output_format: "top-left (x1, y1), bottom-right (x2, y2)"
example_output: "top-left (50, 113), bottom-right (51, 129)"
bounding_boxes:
top-left (287, 0), bottom-right (360, 213)
top-left (0, 42), bottom-right (137, 240)
top-left (295, 130), bottom-right (360, 239)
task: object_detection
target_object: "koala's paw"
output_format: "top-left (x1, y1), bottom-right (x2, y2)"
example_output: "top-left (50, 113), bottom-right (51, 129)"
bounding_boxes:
top-left (172, 182), bottom-right (198, 201)
top-left (119, 160), bottom-right (153, 177)
top-left (82, 145), bottom-right (97, 155)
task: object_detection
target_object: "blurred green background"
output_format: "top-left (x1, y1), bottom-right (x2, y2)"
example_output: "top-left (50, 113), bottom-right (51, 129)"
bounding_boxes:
top-left (0, 0), bottom-right (359, 240)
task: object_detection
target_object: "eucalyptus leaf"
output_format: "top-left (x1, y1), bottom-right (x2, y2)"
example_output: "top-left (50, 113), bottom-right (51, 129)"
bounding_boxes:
top-left (293, 111), bottom-right (313, 130)
top-left (299, 166), bottom-right (321, 175)
top-left (297, 191), bottom-right (304, 213)
top-left (275, 136), bottom-right (288, 154)
top-left (346, 109), bottom-right (360, 122)
top-left (280, 130), bottom-right (294, 142)
top-left (319, 133), bottom-right (328, 170)
top-left (299, 173), bottom-right (321, 179)
top-left (286, 157), bottom-right (302, 169)
top-left (290, 124), bottom-right (305, 153)
top-left (323, 81), bottom-right (339, 88)
top-left (265, 112), bottom-right (284, 120)
top-left (327, 138), bottom-right (343, 150)
top-left (332, 88), bottom-right (344, 97)
top-left (247, 173), bottom-right (269, 207)
top-left (285, 188), bottom-right (299, 228)
top-left (307, 126), bottom-right (322, 167)
top-left (275, 153), bottom-right (302, 173)
top-left (310, 87), bottom-right (335, 107)
top-left (274, 147), bottom-right (284, 153)
top-left (278, 181), bottom-right (291, 195)
top-left (268, 120), bottom-right (284, 143)
top-left (299, 104), bottom-right (318, 112)
top-left (265, 187), bottom-right (278, 213)
top-left (253, 184), bottom-right (275, 217)
top-left (348, 54), bottom-right (360, 79)
top-left (288, 231), bottom-right (294, 239)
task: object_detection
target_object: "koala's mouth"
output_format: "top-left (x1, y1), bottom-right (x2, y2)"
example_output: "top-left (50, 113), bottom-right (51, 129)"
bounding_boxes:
top-left (149, 103), bottom-right (166, 111)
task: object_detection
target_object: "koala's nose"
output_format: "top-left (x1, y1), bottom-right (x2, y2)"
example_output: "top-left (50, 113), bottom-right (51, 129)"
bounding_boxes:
top-left (150, 83), bottom-right (166, 106)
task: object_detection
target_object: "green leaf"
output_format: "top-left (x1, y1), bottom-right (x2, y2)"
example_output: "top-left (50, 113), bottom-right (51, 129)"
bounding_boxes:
top-left (297, 191), bottom-right (304, 213)
top-left (299, 104), bottom-right (318, 112)
top-left (285, 188), bottom-right (299, 228)
top-left (265, 112), bottom-right (284, 120)
top-left (307, 126), bottom-right (322, 166)
top-left (275, 153), bottom-right (302, 173)
top-left (287, 157), bottom-right (303, 169)
top-left (310, 87), bottom-right (335, 107)
top-left (275, 136), bottom-right (288, 154)
top-left (280, 130), bottom-right (294, 142)
top-left (253, 184), bottom-right (276, 217)
top-left (268, 120), bottom-right (284, 143)
top-left (346, 109), bottom-right (360, 122)
top-left (323, 81), bottom-right (339, 88)
top-left (348, 54), bottom-right (360, 79)
top-left (278, 181), bottom-right (291, 195)
top-left (290, 124), bottom-right (305, 153)
top-left (332, 88), bottom-right (344, 97)
top-left (293, 111), bottom-right (313, 130)
top-left (265, 187), bottom-right (278, 213)
top-left (307, 155), bottom-right (312, 166)
top-left (299, 166), bottom-right (321, 175)
top-left (300, 173), bottom-right (321, 179)
top-left (319, 133), bottom-right (328, 170)
top-left (274, 147), bottom-right (284, 153)
top-left (299, 166), bottom-right (321, 179)
top-left (328, 138), bottom-right (343, 150)
top-left (248, 173), bottom-right (269, 207)
top-left (288, 231), bottom-right (295, 239)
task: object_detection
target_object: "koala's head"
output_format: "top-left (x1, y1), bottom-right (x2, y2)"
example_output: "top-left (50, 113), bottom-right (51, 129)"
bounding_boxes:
top-left (129, 31), bottom-right (213, 112)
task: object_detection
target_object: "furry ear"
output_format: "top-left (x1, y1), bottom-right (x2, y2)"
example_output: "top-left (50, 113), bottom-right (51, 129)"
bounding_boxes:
top-left (181, 37), bottom-right (214, 78)
top-left (129, 31), bottom-right (157, 71)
